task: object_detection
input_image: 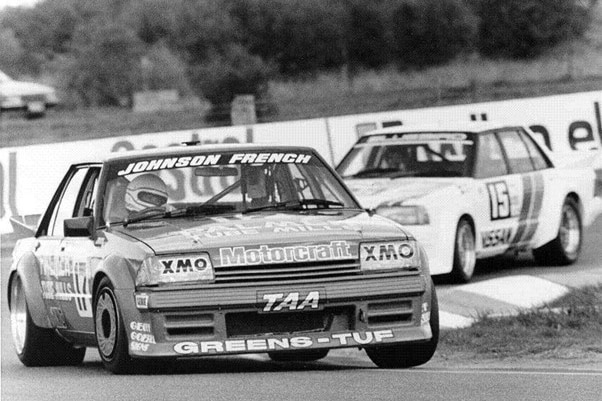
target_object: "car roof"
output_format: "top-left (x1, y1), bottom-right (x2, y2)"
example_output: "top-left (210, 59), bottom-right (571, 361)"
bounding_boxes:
top-left (360, 122), bottom-right (525, 138)
top-left (103, 143), bottom-right (318, 163)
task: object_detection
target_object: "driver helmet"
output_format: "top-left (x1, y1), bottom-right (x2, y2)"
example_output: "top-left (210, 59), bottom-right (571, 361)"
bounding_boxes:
top-left (245, 166), bottom-right (268, 200)
top-left (125, 174), bottom-right (168, 212)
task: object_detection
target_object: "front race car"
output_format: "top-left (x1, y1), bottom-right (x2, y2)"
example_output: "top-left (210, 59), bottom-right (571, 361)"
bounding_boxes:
top-left (88, 146), bottom-right (436, 372)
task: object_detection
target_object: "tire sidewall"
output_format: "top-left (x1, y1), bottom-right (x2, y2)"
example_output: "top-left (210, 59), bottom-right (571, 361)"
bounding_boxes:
top-left (452, 218), bottom-right (476, 282)
top-left (94, 278), bottom-right (130, 372)
top-left (559, 198), bottom-right (582, 262)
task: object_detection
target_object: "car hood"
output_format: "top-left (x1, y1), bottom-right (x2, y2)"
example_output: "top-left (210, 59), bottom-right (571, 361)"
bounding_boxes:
top-left (0, 80), bottom-right (54, 96)
top-left (112, 210), bottom-right (412, 258)
top-left (345, 177), bottom-right (468, 208)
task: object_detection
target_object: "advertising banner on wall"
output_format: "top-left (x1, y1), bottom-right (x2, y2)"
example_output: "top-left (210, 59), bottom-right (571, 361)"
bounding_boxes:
top-left (1, 91), bottom-right (601, 233)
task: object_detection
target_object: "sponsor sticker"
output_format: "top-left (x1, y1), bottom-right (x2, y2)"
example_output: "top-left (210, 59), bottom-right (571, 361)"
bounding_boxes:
top-left (135, 293), bottom-right (149, 309)
top-left (173, 330), bottom-right (395, 355)
top-left (360, 241), bottom-right (418, 270)
top-left (117, 152), bottom-right (313, 176)
top-left (219, 241), bottom-right (352, 267)
top-left (481, 227), bottom-right (513, 248)
top-left (257, 289), bottom-right (325, 313)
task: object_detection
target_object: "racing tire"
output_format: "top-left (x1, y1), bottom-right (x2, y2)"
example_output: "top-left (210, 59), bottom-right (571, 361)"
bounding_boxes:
top-left (533, 197), bottom-right (582, 266)
top-left (449, 218), bottom-right (476, 283)
top-left (267, 349), bottom-right (329, 362)
top-left (9, 275), bottom-right (86, 366)
top-left (365, 283), bottom-right (439, 369)
top-left (94, 277), bottom-right (138, 374)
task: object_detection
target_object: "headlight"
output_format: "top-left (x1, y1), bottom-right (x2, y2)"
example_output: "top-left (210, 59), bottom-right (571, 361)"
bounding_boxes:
top-left (376, 205), bottom-right (430, 225)
top-left (360, 240), bottom-right (420, 272)
top-left (136, 253), bottom-right (214, 286)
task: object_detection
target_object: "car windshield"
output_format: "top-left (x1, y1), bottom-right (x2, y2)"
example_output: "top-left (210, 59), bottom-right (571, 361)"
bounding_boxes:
top-left (336, 132), bottom-right (475, 179)
top-left (102, 149), bottom-right (359, 225)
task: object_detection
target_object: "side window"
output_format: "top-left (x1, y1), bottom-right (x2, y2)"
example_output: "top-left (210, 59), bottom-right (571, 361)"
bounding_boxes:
top-left (474, 133), bottom-right (508, 178)
top-left (519, 130), bottom-right (551, 170)
top-left (48, 168), bottom-right (96, 237)
top-left (497, 130), bottom-right (534, 174)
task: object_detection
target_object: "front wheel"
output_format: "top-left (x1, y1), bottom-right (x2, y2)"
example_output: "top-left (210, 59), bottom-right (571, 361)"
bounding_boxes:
top-left (10, 275), bottom-right (85, 366)
top-left (449, 218), bottom-right (476, 283)
top-left (533, 197), bottom-right (582, 265)
top-left (365, 283), bottom-right (439, 368)
top-left (94, 277), bottom-right (136, 374)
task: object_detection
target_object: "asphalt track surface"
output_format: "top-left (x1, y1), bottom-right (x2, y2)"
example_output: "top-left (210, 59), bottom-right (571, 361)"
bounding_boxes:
top-left (1, 217), bottom-right (601, 401)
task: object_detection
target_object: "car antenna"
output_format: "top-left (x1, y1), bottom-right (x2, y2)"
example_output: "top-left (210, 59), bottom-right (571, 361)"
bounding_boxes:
top-left (181, 140), bottom-right (202, 146)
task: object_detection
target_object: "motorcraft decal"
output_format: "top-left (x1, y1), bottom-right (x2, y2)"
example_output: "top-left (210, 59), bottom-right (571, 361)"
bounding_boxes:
top-left (219, 241), bottom-right (352, 267)
top-left (173, 330), bottom-right (395, 355)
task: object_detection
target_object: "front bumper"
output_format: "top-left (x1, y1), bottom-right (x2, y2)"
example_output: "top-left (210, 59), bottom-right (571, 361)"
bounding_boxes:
top-left (122, 273), bottom-right (434, 358)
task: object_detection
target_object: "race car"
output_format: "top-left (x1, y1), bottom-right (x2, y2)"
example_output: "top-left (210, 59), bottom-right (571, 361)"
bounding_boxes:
top-left (8, 143), bottom-right (437, 374)
top-left (336, 124), bottom-right (600, 282)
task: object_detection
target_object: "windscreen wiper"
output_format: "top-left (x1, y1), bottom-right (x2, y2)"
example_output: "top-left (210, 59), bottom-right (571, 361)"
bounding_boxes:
top-left (343, 167), bottom-right (399, 178)
top-left (243, 199), bottom-right (344, 213)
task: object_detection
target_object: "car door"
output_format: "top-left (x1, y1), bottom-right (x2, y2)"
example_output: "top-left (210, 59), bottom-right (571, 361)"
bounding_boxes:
top-left (473, 132), bottom-right (522, 257)
top-left (496, 129), bottom-right (547, 251)
top-left (38, 164), bottom-right (101, 333)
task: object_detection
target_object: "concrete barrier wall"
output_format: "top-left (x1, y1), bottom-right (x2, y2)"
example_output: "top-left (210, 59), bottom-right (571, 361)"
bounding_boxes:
top-left (1, 91), bottom-right (601, 233)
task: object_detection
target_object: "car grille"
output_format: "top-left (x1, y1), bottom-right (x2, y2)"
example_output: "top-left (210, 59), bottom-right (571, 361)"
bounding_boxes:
top-left (213, 259), bottom-right (361, 284)
top-left (225, 307), bottom-right (354, 337)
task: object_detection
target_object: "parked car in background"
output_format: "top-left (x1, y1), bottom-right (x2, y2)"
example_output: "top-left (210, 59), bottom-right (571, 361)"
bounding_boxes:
top-left (337, 124), bottom-right (600, 282)
top-left (0, 70), bottom-right (58, 118)
top-left (8, 143), bottom-right (438, 374)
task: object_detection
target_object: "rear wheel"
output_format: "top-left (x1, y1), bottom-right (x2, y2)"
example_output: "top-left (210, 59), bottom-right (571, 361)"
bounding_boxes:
top-left (533, 197), bottom-right (582, 265)
top-left (449, 218), bottom-right (476, 283)
top-left (268, 349), bottom-right (329, 362)
top-left (365, 284), bottom-right (439, 369)
top-left (10, 275), bottom-right (85, 366)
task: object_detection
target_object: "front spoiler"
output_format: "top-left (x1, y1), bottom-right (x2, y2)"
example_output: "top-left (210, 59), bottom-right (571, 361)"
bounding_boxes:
top-left (128, 324), bottom-right (433, 358)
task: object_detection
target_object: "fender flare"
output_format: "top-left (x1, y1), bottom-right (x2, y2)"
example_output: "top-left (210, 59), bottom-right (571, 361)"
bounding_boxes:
top-left (9, 253), bottom-right (53, 328)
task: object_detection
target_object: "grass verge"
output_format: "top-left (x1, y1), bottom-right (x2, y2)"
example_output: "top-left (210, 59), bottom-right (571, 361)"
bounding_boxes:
top-left (437, 285), bottom-right (602, 363)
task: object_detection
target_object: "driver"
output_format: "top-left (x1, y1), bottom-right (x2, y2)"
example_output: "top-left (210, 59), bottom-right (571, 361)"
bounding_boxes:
top-left (244, 166), bottom-right (269, 207)
top-left (125, 174), bottom-right (169, 213)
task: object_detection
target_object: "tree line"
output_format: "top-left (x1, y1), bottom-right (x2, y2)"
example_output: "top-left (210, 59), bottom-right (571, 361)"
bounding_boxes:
top-left (0, 0), bottom-right (595, 115)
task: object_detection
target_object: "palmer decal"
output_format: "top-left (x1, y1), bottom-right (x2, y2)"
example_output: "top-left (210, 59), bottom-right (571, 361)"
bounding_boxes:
top-left (219, 241), bottom-right (352, 267)
top-left (173, 330), bottom-right (395, 355)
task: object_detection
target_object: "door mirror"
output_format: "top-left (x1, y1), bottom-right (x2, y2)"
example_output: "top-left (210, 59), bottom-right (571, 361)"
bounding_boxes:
top-left (64, 216), bottom-right (94, 237)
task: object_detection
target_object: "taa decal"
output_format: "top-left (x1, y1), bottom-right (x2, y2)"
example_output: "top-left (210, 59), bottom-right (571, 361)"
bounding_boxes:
top-left (487, 181), bottom-right (511, 220)
top-left (174, 330), bottom-right (395, 355)
top-left (258, 290), bottom-right (324, 313)
top-left (481, 227), bottom-right (513, 248)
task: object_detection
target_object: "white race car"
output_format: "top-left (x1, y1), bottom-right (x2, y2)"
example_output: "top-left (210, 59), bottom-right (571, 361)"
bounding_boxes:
top-left (337, 124), bottom-right (601, 282)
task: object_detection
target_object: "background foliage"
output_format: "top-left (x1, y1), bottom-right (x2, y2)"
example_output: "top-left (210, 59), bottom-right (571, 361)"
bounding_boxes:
top-left (0, 0), bottom-right (596, 114)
